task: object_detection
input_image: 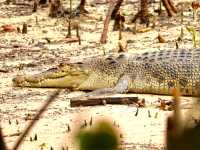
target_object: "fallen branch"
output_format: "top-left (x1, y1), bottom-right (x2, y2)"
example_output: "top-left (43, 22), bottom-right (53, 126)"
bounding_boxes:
top-left (62, 37), bottom-right (79, 43)
top-left (42, 37), bottom-right (79, 44)
top-left (70, 96), bottom-right (139, 107)
top-left (12, 3), bottom-right (32, 6)
top-left (0, 69), bottom-right (9, 73)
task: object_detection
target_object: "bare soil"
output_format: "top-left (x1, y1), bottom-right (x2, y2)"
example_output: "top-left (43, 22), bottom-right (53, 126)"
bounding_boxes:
top-left (0, 0), bottom-right (199, 149)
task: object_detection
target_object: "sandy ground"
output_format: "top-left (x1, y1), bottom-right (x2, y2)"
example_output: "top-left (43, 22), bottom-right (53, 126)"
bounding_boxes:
top-left (0, 0), bottom-right (199, 149)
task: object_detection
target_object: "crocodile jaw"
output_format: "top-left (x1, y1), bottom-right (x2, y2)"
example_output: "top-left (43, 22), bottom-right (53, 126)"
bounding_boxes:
top-left (13, 74), bottom-right (88, 88)
top-left (12, 64), bottom-right (90, 89)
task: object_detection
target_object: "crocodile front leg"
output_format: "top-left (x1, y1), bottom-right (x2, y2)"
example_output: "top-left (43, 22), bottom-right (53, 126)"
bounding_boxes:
top-left (76, 75), bottom-right (130, 98)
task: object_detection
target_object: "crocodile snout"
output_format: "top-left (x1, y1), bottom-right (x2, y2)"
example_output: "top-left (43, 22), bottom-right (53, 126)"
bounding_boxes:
top-left (12, 76), bottom-right (26, 86)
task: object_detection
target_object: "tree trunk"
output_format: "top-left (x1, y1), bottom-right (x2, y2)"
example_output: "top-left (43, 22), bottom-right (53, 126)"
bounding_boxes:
top-left (100, 1), bottom-right (116, 44)
top-left (77, 0), bottom-right (89, 14)
top-left (49, 0), bottom-right (65, 17)
top-left (113, 13), bottom-right (125, 31)
top-left (132, 0), bottom-right (149, 25)
top-left (111, 0), bottom-right (124, 19)
top-left (140, 0), bottom-right (149, 24)
top-left (168, 0), bottom-right (177, 13)
top-left (80, 0), bottom-right (85, 5)
top-left (161, 0), bottom-right (175, 17)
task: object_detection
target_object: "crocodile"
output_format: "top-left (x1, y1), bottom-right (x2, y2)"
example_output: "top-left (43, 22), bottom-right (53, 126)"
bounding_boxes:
top-left (12, 48), bottom-right (200, 96)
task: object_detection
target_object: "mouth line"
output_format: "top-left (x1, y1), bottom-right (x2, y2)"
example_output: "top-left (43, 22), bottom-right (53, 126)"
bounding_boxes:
top-left (13, 68), bottom-right (90, 88)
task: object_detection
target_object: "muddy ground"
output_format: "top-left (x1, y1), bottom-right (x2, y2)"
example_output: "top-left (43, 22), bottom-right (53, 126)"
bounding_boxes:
top-left (0, 0), bottom-right (199, 149)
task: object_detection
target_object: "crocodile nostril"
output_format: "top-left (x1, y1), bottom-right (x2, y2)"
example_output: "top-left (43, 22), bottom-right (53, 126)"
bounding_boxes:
top-left (12, 76), bottom-right (25, 85)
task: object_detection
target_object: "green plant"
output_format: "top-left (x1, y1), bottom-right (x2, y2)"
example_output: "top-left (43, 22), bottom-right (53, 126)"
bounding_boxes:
top-left (76, 120), bottom-right (119, 150)
top-left (186, 26), bottom-right (198, 48)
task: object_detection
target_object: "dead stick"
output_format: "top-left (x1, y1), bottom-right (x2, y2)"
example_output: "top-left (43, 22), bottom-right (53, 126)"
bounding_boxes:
top-left (76, 24), bottom-right (81, 45)
top-left (63, 37), bottom-right (79, 43)
top-left (0, 69), bottom-right (9, 73)
top-left (100, 0), bottom-right (116, 44)
top-left (3, 132), bottom-right (22, 138)
top-left (67, 0), bottom-right (72, 38)
top-left (119, 12), bottom-right (122, 40)
top-left (70, 96), bottom-right (138, 107)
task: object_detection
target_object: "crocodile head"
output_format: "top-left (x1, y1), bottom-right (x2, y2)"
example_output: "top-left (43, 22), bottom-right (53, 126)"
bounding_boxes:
top-left (12, 62), bottom-right (91, 89)
top-left (13, 54), bottom-right (128, 90)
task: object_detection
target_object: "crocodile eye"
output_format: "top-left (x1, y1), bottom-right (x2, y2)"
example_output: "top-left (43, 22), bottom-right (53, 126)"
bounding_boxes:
top-left (117, 54), bottom-right (126, 59)
top-left (105, 57), bottom-right (114, 61)
top-left (108, 60), bottom-right (118, 65)
top-left (105, 56), bottom-right (118, 64)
